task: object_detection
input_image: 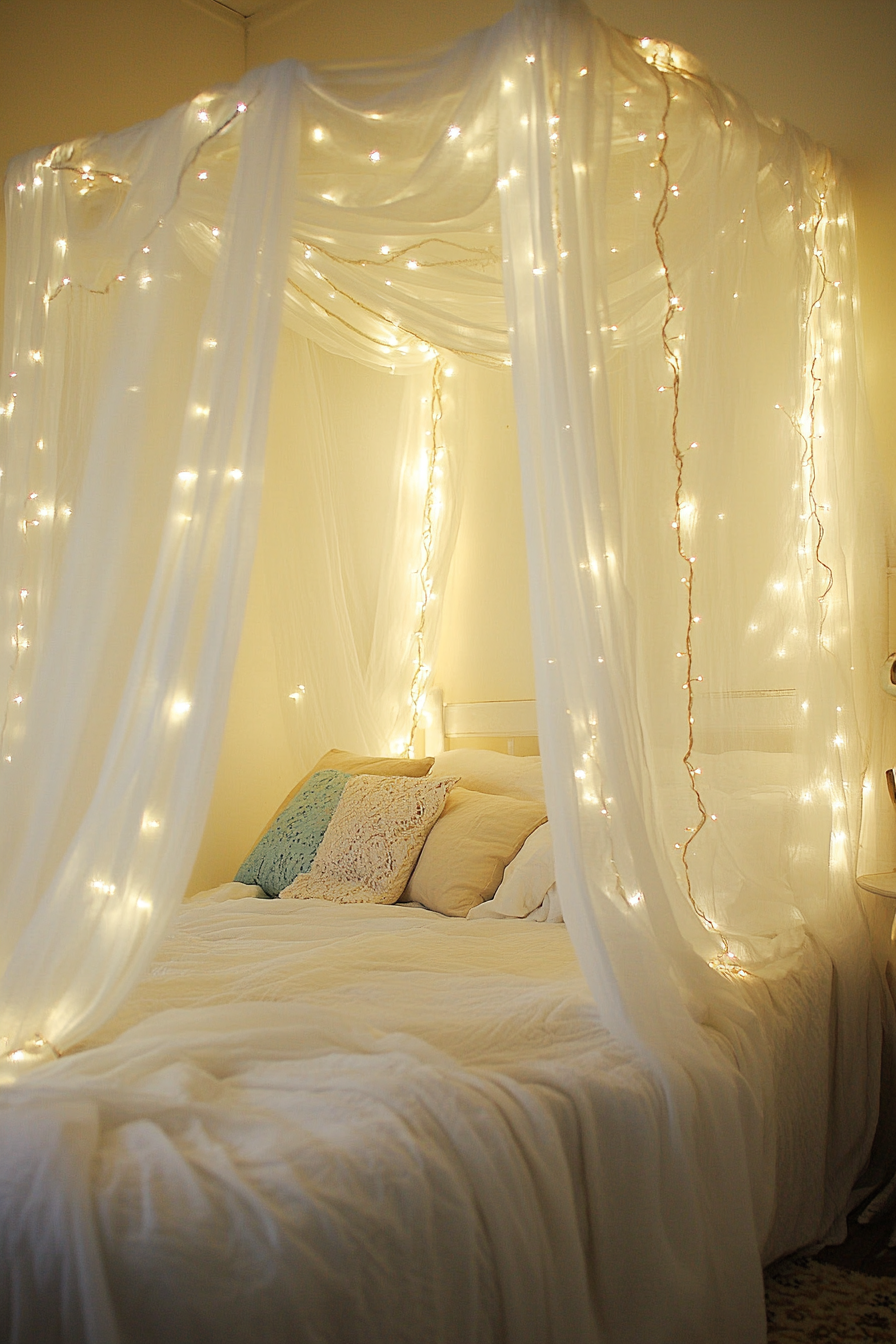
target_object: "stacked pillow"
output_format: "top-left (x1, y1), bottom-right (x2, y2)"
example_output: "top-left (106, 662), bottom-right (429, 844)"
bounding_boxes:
top-left (234, 746), bottom-right (555, 920)
top-left (235, 769), bottom-right (351, 896)
top-left (404, 786), bottom-right (546, 917)
top-left (236, 749), bottom-right (434, 897)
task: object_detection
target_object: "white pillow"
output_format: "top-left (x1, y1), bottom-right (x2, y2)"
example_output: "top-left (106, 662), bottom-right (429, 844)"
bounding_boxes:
top-left (467, 822), bottom-right (556, 920)
top-left (429, 749), bottom-right (544, 804)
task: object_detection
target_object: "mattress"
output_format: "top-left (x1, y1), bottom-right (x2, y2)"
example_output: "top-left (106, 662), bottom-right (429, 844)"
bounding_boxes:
top-left (0, 891), bottom-right (845, 1343)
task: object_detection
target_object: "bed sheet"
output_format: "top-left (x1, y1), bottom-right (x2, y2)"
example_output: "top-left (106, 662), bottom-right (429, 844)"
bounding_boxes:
top-left (0, 894), bottom-right (842, 1343)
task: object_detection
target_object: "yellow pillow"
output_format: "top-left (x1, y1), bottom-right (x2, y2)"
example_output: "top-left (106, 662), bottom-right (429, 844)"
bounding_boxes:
top-left (404, 787), bottom-right (547, 917)
top-left (247, 749), bottom-right (434, 855)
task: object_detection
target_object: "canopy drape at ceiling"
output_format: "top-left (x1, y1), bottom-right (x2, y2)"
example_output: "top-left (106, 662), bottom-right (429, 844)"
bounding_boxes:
top-left (0, 1), bottom-right (890, 1338)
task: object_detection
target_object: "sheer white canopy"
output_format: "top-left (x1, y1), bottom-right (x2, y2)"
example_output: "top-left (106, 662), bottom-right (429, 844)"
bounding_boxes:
top-left (0, 1), bottom-right (890, 1338)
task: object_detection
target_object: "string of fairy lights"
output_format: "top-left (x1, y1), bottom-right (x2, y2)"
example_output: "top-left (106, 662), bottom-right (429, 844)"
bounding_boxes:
top-left (406, 357), bottom-right (445, 755)
top-left (647, 44), bottom-right (716, 941)
top-left (777, 162), bottom-right (836, 627)
top-left (0, 84), bottom-right (515, 824)
top-left (0, 37), bottom-right (859, 1063)
top-left (638, 37), bottom-right (845, 976)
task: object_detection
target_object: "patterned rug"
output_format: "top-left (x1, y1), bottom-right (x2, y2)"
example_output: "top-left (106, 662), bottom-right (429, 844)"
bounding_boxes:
top-left (765, 1256), bottom-right (896, 1342)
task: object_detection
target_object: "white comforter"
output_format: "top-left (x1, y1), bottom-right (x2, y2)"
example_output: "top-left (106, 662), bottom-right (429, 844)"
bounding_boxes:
top-left (0, 893), bottom-right (838, 1344)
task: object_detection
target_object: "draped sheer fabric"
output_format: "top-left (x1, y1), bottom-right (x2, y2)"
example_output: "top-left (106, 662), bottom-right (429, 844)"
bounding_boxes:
top-left (0, 1), bottom-right (889, 1338)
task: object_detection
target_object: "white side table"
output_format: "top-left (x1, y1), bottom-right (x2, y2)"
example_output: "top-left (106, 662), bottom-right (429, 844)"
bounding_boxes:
top-left (857, 873), bottom-right (896, 939)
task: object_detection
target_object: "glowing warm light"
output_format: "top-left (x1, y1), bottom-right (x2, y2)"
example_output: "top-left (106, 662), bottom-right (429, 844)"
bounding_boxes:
top-left (447, 125), bottom-right (461, 140)
top-left (312, 127), bottom-right (325, 142)
top-left (369, 150), bottom-right (381, 163)
top-left (171, 700), bottom-right (191, 718)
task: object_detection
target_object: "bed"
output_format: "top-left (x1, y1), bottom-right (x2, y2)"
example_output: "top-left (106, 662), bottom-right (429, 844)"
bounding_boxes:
top-left (0, 726), bottom-right (870, 1344)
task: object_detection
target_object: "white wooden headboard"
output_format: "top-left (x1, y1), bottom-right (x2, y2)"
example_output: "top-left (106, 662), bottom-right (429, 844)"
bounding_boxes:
top-left (424, 687), bottom-right (538, 757)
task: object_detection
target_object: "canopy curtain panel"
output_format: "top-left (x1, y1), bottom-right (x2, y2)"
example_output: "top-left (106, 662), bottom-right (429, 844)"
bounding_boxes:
top-left (0, 0), bottom-right (890, 1339)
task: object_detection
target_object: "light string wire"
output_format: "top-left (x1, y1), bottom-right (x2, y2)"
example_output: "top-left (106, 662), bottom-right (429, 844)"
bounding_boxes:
top-left (405, 355), bottom-right (444, 756)
top-left (4, 1032), bottom-right (62, 1063)
top-left (778, 161), bottom-right (835, 628)
top-left (299, 236), bottom-right (501, 272)
top-left (286, 264), bottom-right (508, 370)
top-left (43, 94), bottom-right (253, 307)
top-left (647, 47), bottom-right (741, 971)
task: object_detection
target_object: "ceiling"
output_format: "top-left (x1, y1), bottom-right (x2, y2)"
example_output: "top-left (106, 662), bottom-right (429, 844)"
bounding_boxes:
top-left (204, 0), bottom-right (303, 18)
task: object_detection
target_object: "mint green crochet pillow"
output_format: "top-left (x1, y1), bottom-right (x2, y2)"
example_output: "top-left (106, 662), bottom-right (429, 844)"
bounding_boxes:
top-left (235, 770), bottom-right (351, 896)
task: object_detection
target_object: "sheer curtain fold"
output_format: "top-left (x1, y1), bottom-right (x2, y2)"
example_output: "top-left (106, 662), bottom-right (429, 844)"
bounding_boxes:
top-left (0, 3), bottom-right (888, 1337)
top-left (0, 61), bottom-right (303, 1054)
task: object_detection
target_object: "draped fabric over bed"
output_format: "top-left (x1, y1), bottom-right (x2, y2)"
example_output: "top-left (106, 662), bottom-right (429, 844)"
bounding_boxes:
top-left (0, 0), bottom-right (889, 1338)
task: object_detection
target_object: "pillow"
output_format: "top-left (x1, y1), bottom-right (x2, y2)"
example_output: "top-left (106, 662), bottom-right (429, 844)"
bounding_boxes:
top-left (235, 770), bottom-right (351, 896)
top-left (246, 748), bottom-right (435, 856)
top-left (467, 822), bottom-right (555, 920)
top-left (281, 773), bottom-right (456, 905)
top-left (404, 787), bottom-right (547, 917)
top-left (428, 749), bottom-right (544, 804)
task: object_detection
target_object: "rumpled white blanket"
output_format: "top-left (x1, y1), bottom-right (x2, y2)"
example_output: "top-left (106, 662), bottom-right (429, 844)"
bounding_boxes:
top-left (0, 893), bottom-right (836, 1343)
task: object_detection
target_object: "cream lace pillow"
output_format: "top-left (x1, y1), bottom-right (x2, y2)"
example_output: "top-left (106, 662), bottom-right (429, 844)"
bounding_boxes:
top-left (280, 773), bottom-right (457, 905)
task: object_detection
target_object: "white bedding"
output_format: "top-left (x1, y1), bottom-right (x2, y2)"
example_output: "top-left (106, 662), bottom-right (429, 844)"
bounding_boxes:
top-left (0, 893), bottom-right (842, 1343)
